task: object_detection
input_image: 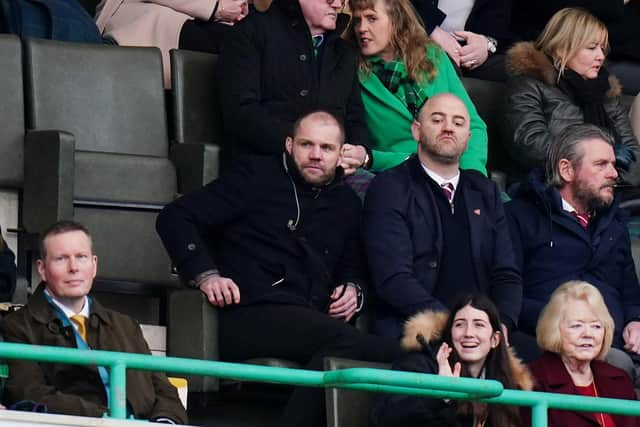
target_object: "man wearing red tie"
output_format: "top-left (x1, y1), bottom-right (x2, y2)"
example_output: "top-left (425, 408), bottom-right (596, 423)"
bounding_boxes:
top-left (1, 221), bottom-right (187, 424)
top-left (363, 93), bottom-right (522, 341)
top-left (506, 123), bottom-right (640, 374)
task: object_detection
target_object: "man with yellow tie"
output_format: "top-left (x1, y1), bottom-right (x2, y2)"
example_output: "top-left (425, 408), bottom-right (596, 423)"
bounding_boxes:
top-left (1, 220), bottom-right (187, 424)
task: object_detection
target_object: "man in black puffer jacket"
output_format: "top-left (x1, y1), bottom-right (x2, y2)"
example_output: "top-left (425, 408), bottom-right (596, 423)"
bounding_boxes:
top-left (157, 111), bottom-right (399, 427)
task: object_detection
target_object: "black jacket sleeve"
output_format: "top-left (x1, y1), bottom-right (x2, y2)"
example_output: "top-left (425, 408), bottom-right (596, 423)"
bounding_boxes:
top-left (218, 21), bottom-right (292, 155)
top-left (156, 160), bottom-right (253, 283)
top-left (486, 180), bottom-right (522, 329)
top-left (465, 0), bottom-right (515, 51)
top-left (503, 76), bottom-right (552, 172)
top-left (410, 0), bottom-right (446, 34)
top-left (333, 197), bottom-right (367, 288)
top-left (370, 351), bottom-right (459, 427)
top-left (344, 63), bottom-right (371, 150)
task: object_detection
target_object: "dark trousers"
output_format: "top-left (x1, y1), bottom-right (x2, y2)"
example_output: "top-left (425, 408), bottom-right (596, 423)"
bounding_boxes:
top-left (219, 304), bottom-right (402, 427)
top-left (461, 53), bottom-right (507, 82)
top-left (178, 19), bottom-right (230, 54)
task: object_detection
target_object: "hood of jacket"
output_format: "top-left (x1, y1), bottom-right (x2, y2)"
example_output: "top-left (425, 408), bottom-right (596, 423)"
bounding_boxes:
top-left (401, 310), bottom-right (534, 391)
top-left (511, 168), bottom-right (560, 211)
top-left (273, 0), bottom-right (350, 38)
top-left (506, 42), bottom-right (622, 98)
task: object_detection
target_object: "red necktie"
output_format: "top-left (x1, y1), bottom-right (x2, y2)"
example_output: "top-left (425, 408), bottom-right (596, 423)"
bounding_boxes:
top-left (441, 182), bottom-right (454, 203)
top-left (571, 211), bottom-right (590, 229)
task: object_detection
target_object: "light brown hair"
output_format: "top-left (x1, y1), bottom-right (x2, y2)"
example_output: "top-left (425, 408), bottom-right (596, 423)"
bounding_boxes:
top-left (535, 8), bottom-right (609, 79)
top-left (39, 220), bottom-right (93, 260)
top-left (346, 0), bottom-right (437, 83)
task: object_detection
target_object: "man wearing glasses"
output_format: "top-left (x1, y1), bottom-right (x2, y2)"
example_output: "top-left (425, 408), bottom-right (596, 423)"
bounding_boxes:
top-left (219, 0), bottom-right (372, 176)
top-left (157, 111), bottom-right (399, 427)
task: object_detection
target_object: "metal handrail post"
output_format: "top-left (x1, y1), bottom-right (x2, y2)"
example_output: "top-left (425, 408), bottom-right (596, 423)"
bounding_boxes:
top-left (109, 361), bottom-right (127, 419)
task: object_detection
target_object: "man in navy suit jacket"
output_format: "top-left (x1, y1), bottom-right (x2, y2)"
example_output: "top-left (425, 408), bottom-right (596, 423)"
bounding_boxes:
top-left (363, 93), bottom-right (522, 339)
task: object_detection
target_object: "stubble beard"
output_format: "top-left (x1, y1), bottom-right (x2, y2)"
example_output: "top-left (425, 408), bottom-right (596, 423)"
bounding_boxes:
top-left (420, 138), bottom-right (462, 165)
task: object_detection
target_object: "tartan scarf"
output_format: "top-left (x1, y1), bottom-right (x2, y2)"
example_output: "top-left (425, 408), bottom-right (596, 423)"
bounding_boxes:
top-left (369, 56), bottom-right (428, 118)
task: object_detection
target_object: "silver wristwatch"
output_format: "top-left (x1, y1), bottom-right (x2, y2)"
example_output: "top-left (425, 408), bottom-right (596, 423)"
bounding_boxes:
top-left (487, 36), bottom-right (498, 55)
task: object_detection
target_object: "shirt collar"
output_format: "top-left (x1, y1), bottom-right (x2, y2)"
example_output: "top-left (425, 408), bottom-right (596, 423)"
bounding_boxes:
top-left (311, 34), bottom-right (324, 47)
top-left (561, 198), bottom-right (576, 213)
top-left (44, 288), bottom-right (89, 318)
top-left (562, 198), bottom-right (592, 216)
top-left (421, 162), bottom-right (460, 189)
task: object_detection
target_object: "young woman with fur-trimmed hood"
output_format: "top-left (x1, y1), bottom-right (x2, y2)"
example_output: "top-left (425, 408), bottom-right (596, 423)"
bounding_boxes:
top-left (370, 294), bottom-right (533, 427)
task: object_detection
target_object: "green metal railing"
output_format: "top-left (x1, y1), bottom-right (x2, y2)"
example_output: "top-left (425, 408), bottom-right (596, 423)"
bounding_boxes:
top-left (1, 342), bottom-right (639, 427)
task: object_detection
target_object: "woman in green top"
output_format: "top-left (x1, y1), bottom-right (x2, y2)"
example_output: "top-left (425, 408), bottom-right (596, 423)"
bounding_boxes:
top-left (347, 0), bottom-right (488, 173)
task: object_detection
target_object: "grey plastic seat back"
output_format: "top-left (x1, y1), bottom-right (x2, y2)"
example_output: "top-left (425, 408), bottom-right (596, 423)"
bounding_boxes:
top-left (0, 35), bottom-right (25, 189)
top-left (170, 49), bottom-right (223, 146)
top-left (24, 39), bottom-right (169, 157)
top-left (22, 38), bottom-right (177, 287)
top-left (168, 49), bottom-right (222, 190)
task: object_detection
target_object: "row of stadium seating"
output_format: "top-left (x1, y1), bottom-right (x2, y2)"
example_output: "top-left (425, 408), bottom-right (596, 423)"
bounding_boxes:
top-left (1, 36), bottom-right (638, 420)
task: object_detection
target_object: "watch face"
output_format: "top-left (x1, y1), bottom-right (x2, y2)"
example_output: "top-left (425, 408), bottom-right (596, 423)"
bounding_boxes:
top-left (487, 37), bottom-right (497, 54)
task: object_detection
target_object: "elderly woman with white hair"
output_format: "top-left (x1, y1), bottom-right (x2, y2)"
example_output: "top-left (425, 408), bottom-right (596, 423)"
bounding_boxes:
top-left (527, 281), bottom-right (639, 427)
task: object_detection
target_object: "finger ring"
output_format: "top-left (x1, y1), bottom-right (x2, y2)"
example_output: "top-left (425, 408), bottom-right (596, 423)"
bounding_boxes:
top-left (469, 59), bottom-right (476, 65)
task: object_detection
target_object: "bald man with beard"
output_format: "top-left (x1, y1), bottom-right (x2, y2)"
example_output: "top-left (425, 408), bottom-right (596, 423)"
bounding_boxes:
top-left (364, 93), bottom-right (522, 340)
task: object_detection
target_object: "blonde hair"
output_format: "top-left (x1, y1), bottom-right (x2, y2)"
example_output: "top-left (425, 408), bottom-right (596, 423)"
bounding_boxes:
top-left (346, 0), bottom-right (437, 83)
top-left (536, 281), bottom-right (614, 360)
top-left (535, 8), bottom-right (609, 79)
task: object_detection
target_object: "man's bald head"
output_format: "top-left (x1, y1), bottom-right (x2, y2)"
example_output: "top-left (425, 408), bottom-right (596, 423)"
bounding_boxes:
top-left (292, 111), bottom-right (346, 144)
top-left (412, 93), bottom-right (472, 167)
top-left (417, 93), bottom-right (470, 124)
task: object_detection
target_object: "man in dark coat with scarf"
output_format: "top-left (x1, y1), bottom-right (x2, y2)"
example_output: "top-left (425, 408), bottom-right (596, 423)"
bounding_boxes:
top-left (506, 123), bottom-right (640, 369)
top-left (156, 111), bottom-right (399, 427)
top-left (2, 221), bottom-right (187, 423)
top-left (218, 0), bottom-right (372, 174)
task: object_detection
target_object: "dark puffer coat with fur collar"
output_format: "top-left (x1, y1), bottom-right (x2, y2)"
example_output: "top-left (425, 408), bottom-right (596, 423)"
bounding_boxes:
top-left (502, 42), bottom-right (640, 185)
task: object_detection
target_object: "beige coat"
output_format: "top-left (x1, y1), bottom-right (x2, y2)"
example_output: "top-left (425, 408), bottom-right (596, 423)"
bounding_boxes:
top-left (95, 0), bottom-right (216, 86)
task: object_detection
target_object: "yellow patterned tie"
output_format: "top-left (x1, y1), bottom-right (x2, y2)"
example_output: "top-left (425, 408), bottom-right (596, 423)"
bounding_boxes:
top-left (70, 314), bottom-right (87, 341)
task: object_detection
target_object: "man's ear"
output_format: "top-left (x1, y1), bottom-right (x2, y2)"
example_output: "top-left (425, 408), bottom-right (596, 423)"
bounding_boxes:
top-left (411, 120), bottom-right (421, 143)
top-left (558, 158), bottom-right (575, 183)
top-left (285, 137), bottom-right (293, 155)
top-left (36, 259), bottom-right (46, 283)
top-left (91, 255), bottom-right (98, 281)
top-left (337, 143), bottom-right (345, 167)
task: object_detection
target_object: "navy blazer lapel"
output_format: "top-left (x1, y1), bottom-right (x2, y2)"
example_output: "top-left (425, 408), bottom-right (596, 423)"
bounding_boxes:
top-left (408, 157), bottom-right (444, 255)
top-left (462, 178), bottom-right (485, 277)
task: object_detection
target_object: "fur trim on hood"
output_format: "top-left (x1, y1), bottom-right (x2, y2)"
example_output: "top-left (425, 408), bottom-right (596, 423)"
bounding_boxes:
top-left (401, 310), bottom-right (535, 391)
top-left (506, 41), bottom-right (621, 98)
